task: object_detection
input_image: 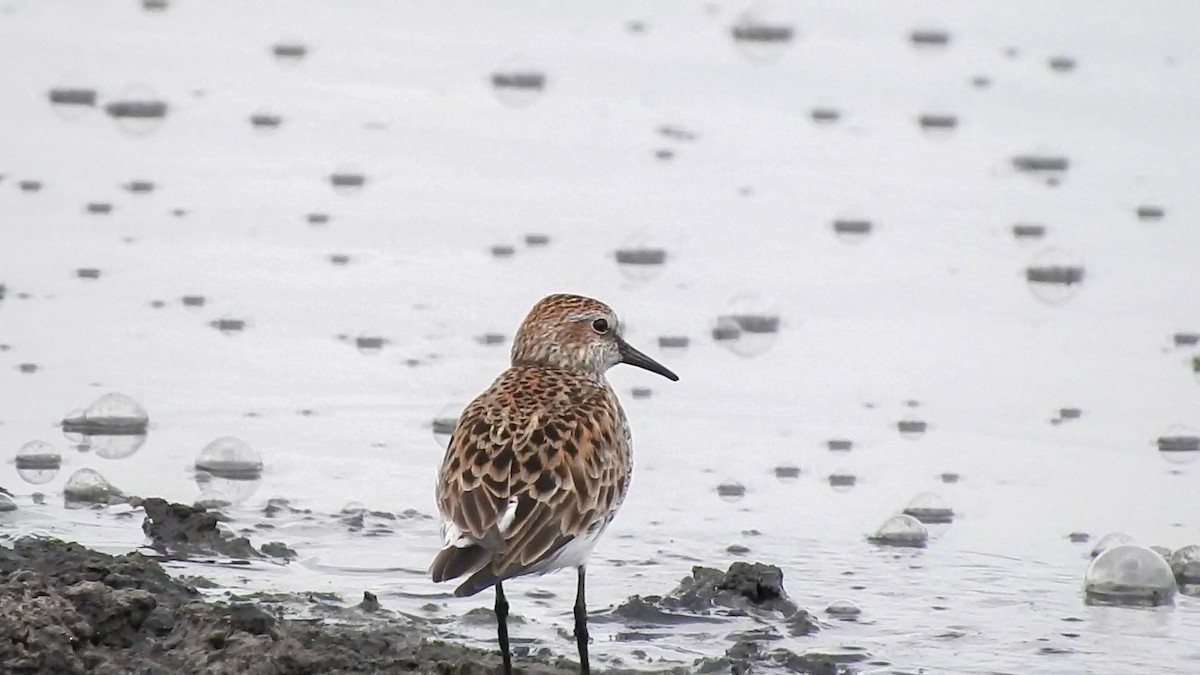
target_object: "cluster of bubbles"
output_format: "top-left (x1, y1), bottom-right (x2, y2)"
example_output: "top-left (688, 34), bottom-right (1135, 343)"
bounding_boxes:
top-left (1078, 533), bottom-right (1200, 606)
top-left (6, 394), bottom-right (152, 507)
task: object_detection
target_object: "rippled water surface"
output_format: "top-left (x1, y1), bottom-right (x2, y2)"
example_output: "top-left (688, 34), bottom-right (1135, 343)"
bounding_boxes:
top-left (2, 1), bottom-right (1199, 673)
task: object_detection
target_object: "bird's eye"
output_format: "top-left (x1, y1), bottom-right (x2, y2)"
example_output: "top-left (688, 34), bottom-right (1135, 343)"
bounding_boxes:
top-left (591, 318), bottom-right (609, 334)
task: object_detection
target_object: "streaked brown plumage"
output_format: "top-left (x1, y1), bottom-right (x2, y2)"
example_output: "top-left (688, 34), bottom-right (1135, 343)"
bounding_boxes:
top-left (430, 293), bottom-right (678, 674)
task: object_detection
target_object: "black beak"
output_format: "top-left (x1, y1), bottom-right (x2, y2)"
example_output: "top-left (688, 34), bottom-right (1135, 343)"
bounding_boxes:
top-left (617, 336), bottom-right (679, 381)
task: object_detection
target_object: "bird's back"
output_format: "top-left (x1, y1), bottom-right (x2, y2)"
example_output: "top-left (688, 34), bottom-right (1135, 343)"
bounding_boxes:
top-left (431, 364), bottom-right (632, 596)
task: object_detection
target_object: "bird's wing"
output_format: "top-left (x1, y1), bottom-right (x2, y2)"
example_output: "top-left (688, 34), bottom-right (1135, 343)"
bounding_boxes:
top-left (433, 384), bottom-right (628, 594)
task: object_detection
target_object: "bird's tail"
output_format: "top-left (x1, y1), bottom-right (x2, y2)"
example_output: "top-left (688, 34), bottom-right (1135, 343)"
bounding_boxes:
top-left (429, 544), bottom-right (491, 590)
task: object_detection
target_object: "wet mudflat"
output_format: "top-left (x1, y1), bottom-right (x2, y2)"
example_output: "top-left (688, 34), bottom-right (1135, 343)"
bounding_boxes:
top-left (0, 501), bottom-right (838, 674)
top-left (2, 1), bottom-right (1200, 674)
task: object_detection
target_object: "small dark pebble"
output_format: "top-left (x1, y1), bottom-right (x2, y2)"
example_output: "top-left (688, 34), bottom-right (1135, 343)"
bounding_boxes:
top-left (1136, 205), bottom-right (1164, 221)
top-left (910, 29), bottom-right (951, 47)
top-left (918, 113), bottom-right (957, 130)
top-left (329, 173), bottom-right (365, 188)
top-left (250, 113), bottom-right (283, 129)
top-left (48, 88), bottom-right (97, 106)
top-left (358, 591), bottom-right (381, 613)
top-left (1013, 223), bottom-right (1046, 239)
top-left (1012, 155), bottom-right (1069, 173)
top-left (1172, 332), bottom-right (1199, 346)
top-left (773, 465), bottom-right (800, 480)
top-left (1048, 56), bottom-right (1076, 72)
top-left (491, 72), bottom-right (546, 91)
top-left (716, 482), bottom-right (746, 499)
top-left (828, 473), bottom-right (856, 487)
top-left (1026, 265), bottom-right (1085, 285)
top-left (273, 43), bottom-right (308, 59)
top-left (104, 100), bottom-right (168, 119)
top-left (355, 336), bottom-right (385, 351)
top-left (658, 125), bottom-right (697, 142)
top-left (657, 335), bottom-right (689, 349)
top-left (810, 108), bottom-right (840, 123)
top-left (210, 318), bottom-right (246, 333)
top-left (124, 180), bottom-right (155, 194)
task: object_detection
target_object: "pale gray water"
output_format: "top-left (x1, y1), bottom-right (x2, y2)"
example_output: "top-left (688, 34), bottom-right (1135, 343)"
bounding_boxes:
top-left (1, 1), bottom-right (1199, 673)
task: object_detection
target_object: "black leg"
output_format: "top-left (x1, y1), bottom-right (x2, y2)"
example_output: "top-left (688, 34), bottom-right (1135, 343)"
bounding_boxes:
top-left (495, 581), bottom-right (512, 675)
top-left (574, 565), bottom-right (590, 675)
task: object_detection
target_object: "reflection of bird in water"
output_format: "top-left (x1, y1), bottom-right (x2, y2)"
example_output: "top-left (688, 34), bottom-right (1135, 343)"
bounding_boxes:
top-left (431, 294), bottom-right (679, 674)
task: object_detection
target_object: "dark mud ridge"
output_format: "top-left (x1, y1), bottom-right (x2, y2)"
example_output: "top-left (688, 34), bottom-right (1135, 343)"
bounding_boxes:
top-left (0, 498), bottom-right (860, 674)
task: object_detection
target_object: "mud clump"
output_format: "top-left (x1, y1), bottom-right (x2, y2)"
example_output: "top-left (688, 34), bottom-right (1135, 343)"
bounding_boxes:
top-left (669, 562), bottom-right (799, 616)
top-left (610, 562), bottom-right (835, 673)
top-left (135, 497), bottom-right (295, 560)
top-left (615, 562), bottom-right (808, 623)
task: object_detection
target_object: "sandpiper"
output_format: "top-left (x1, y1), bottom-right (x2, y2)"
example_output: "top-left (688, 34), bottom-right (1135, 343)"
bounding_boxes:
top-left (430, 293), bottom-right (679, 674)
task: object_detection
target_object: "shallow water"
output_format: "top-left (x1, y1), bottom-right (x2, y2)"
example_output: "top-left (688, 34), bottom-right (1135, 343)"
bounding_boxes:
top-left (2, 1), bottom-right (1199, 672)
